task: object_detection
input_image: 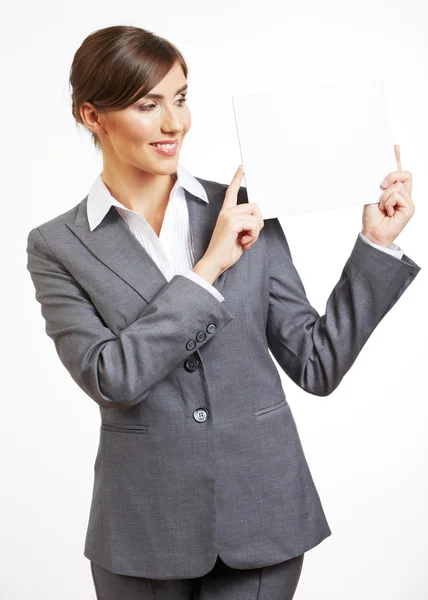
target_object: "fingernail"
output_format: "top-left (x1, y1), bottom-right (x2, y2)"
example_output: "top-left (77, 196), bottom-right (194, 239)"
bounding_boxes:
top-left (382, 177), bottom-right (388, 187)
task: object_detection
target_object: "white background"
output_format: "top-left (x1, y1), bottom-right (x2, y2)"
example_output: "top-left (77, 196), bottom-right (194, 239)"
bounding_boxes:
top-left (2, 0), bottom-right (427, 598)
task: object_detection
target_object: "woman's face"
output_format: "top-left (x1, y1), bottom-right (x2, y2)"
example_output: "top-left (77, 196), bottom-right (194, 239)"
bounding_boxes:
top-left (91, 61), bottom-right (191, 176)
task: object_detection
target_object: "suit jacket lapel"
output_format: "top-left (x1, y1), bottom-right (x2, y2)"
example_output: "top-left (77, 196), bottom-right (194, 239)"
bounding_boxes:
top-left (185, 185), bottom-right (229, 297)
top-left (66, 182), bottom-right (228, 305)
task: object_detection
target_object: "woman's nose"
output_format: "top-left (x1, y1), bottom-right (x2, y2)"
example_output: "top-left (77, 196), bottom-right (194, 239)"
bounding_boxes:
top-left (161, 107), bottom-right (184, 132)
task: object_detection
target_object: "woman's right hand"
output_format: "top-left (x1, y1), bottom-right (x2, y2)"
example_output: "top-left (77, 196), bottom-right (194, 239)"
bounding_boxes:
top-left (198, 165), bottom-right (264, 279)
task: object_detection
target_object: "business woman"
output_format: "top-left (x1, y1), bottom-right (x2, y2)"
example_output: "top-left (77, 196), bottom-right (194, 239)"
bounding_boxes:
top-left (26, 25), bottom-right (421, 600)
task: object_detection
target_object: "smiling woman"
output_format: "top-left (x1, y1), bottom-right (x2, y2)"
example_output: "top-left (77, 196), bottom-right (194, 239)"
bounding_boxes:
top-left (27, 21), bottom-right (421, 600)
top-left (70, 26), bottom-right (189, 152)
top-left (69, 25), bottom-right (192, 228)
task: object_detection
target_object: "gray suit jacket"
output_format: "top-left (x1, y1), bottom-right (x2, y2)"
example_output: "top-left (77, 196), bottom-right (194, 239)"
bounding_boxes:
top-left (26, 177), bottom-right (421, 579)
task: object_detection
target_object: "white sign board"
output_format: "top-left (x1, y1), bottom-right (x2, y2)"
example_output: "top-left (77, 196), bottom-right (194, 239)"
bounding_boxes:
top-left (232, 77), bottom-right (395, 219)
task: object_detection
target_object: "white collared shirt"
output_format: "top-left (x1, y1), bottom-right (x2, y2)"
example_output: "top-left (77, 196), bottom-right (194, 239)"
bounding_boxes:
top-left (86, 164), bottom-right (404, 306)
top-left (86, 163), bottom-right (225, 302)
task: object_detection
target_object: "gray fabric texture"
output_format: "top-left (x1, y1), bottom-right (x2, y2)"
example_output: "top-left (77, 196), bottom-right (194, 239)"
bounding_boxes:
top-left (26, 178), bottom-right (421, 578)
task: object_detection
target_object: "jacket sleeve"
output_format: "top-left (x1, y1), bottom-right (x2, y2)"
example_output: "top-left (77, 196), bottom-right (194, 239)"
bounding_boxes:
top-left (264, 218), bottom-right (421, 397)
top-left (26, 227), bottom-right (234, 410)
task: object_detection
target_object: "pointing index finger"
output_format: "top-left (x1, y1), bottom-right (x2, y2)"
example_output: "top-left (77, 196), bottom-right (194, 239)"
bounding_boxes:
top-left (223, 165), bottom-right (245, 208)
top-left (394, 144), bottom-right (402, 171)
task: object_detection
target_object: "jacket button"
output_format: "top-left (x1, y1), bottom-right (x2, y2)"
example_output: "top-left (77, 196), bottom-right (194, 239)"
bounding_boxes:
top-left (193, 408), bottom-right (208, 422)
top-left (206, 323), bottom-right (217, 334)
top-left (196, 331), bottom-right (206, 342)
top-left (184, 356), bottom-right (200, 372)
top-left (186, 340), bottom-right (196, 351)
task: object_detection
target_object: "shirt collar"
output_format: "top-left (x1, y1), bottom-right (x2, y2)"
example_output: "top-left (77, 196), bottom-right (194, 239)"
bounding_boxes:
top-left (86, 163), bottom-right (209, 231)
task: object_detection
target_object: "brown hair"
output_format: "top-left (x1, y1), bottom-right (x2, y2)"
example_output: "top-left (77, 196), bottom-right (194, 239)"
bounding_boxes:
top-left (69, 25), bottom-right (189, 150)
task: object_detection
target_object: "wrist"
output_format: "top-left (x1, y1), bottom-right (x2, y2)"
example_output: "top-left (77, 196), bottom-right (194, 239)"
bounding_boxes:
top-left (361, 231), bottom-right (393, 248)
top-left (192, 259), bottom-right (222, 285)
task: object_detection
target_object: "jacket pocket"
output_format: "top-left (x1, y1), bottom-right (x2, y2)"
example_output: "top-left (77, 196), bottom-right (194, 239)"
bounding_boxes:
top-left (101, 422), bottom-right (147, 434)
top-left (254, 399), bottom-right (289, 417)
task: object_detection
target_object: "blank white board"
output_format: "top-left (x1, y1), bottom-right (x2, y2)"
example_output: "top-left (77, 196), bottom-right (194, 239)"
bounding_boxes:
top-left (232, 76), bottom-right (396, 219)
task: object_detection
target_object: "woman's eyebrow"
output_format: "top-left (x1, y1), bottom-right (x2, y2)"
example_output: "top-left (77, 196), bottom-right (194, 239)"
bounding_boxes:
top-left (143, 83), bottom-right (188, 100)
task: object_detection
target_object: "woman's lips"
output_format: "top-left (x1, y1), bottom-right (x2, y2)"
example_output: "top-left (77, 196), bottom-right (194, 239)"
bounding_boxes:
top-left (149, 140), bottom-right (179, 156)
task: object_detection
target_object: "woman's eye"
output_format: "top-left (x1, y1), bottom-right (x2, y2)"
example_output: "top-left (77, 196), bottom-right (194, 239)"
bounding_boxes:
top-left (139, 97), bottom-right (188, 112)
top-left (139, 104), bottom-right (156, 112)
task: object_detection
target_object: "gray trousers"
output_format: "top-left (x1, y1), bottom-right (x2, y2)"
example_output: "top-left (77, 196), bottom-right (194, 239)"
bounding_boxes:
top-left (90, 554), bottom-right (305, 600)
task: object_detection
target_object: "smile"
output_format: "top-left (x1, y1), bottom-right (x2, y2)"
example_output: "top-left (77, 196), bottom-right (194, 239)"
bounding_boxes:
top-left (149, 140), bottom-right (179, 156)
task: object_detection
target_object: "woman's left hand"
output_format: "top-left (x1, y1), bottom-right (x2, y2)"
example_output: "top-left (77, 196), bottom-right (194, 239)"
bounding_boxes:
top-left (361, 147), bottom-right (415, 247)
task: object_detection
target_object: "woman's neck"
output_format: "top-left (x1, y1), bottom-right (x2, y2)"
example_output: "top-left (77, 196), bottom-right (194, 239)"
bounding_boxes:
top-left (101, 165), bottom-right (177, 220)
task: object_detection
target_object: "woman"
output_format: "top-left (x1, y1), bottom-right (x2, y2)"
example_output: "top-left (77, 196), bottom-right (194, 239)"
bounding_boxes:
top-left (26, 25), bottom-right (420, 600)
